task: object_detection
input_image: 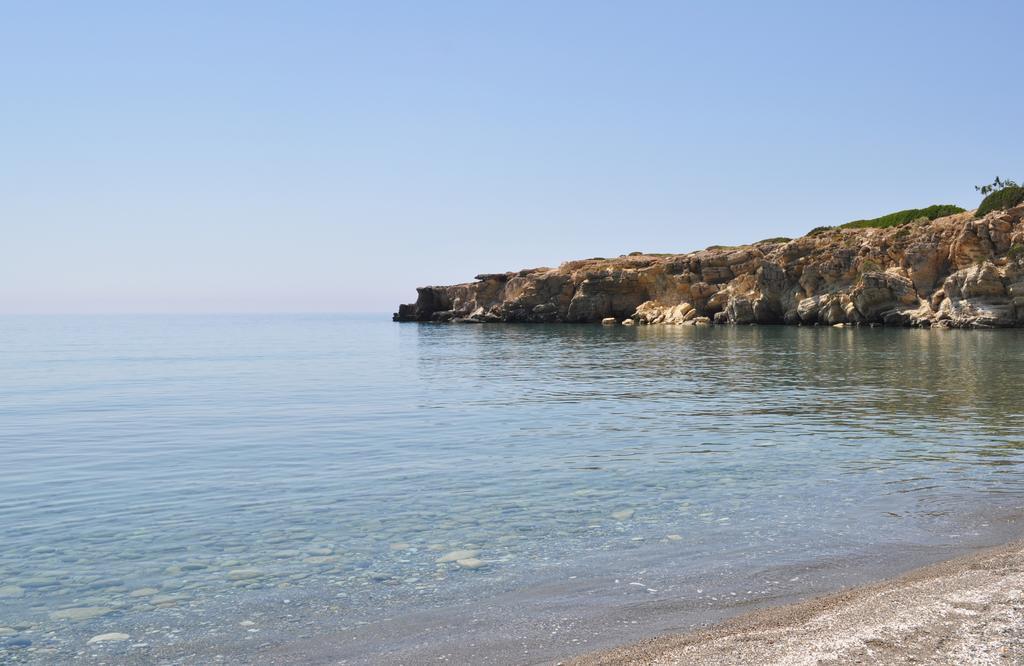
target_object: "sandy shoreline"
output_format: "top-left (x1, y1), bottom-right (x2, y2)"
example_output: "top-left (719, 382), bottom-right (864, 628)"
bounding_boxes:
top-left (571, 540), bottom-right (1024, 665)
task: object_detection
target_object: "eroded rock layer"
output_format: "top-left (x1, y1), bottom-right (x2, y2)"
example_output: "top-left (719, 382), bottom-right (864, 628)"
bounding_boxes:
top-left (394, 206), bottom-right (1024, 329)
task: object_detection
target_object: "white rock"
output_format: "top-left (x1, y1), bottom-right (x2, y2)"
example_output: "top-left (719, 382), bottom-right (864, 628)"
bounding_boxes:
top-left (455, 558), bottom-right (486, 569)
top-left (601, 317), bottom-right (618, 325)
top-left (666, 534), bottom-right (684, 541)
top-left (88, 632), bottom-right (130, 645)
top-left (611, 509), bottom-right (635, 520)
top-left (227, 568), bottom-right (262, 580)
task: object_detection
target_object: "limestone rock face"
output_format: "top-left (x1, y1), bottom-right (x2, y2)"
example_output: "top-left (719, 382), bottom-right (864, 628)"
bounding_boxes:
top-left (395, 207), bottom-right (1024, 329)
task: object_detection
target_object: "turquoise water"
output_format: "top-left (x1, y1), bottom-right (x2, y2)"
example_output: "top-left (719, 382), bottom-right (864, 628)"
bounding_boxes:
top-left (1, 316), bottom-right (1024, 663)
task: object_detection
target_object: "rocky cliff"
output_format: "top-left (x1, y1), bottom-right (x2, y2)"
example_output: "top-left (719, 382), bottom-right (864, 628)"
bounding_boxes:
top-left (394, 205), bottom-right (1024, 329)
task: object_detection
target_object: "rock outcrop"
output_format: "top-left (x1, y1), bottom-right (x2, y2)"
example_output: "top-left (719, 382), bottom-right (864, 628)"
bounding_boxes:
top-left (394, 206), bottom-right (1024, 329)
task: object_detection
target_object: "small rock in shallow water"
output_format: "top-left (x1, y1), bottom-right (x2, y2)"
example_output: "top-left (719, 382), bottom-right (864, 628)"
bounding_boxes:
top-left (455, 558), bottom-right (486, 569)
top-left (436, 549), bottom-right (479, 563)
top-left (128, 587), bottom-right (159, 597)
top-left (0, 628), bottom-right (15, 636)
top-left (50, 606), bottom-right (113, 621)
top-left (227, 568), bottom-right (262, 580)
top-left (239, 620), bottom-right (256, 627)
top-left (303, 556), bottom-right (338, 565)
top-left (389, 543), bottom-right (410, 551)
top-left (611, 509), bottom-right (635, 520)
top-left (0, 586), bottom-right (24, 598)
top-left (88, 633), bottom-right (130, 645)
top-left (666, 534), bottom-right (684, 541)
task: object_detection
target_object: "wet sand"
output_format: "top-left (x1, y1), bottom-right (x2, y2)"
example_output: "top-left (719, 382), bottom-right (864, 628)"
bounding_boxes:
top-left (573, 540), bottom-right (1024, 665)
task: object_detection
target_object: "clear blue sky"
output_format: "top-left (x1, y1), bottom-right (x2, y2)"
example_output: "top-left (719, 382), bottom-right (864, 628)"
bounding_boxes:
top-left (2, 1), bottom-right (1021, 313)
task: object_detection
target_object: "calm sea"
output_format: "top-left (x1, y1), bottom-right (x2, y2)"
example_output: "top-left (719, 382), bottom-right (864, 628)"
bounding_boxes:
top-left (2, 315), bottom-right (1023, 664)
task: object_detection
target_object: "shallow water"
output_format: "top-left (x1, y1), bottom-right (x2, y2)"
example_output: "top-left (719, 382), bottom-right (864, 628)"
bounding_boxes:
top-left (1, 316), bottom-right (1023, 663)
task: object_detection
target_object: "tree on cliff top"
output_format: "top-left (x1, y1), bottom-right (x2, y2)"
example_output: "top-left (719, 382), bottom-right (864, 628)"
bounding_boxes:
top-left (975, 177), bottom-right (1024, 218)
top-left (975, 177), bottom-right (1019, 196)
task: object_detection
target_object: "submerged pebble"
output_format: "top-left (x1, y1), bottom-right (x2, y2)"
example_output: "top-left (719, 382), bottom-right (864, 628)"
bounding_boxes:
top-left (49, 606), bottom-right (113, 621)
top-left (436, 549), bottom-right (479, 563)
top-left (87, 632), bottom-right (130, 645)
top-left (455, 558), bottom-right (486, 570)
top-left (129, 587), bottom-right (159, 597)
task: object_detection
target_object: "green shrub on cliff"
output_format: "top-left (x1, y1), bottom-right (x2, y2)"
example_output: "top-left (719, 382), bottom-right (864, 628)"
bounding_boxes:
top-left (841, 204), bottom-right (965, 230)
top-left (976, 186), bottom-right (1024, 218)
top-left (860, 259), bottom-right (882, 273)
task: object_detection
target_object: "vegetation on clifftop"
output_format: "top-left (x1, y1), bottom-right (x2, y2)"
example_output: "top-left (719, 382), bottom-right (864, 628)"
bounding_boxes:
top-left (976, 186), bottom-right (1024, 218)
top-left (840, 204), bottom-right (965, 230)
